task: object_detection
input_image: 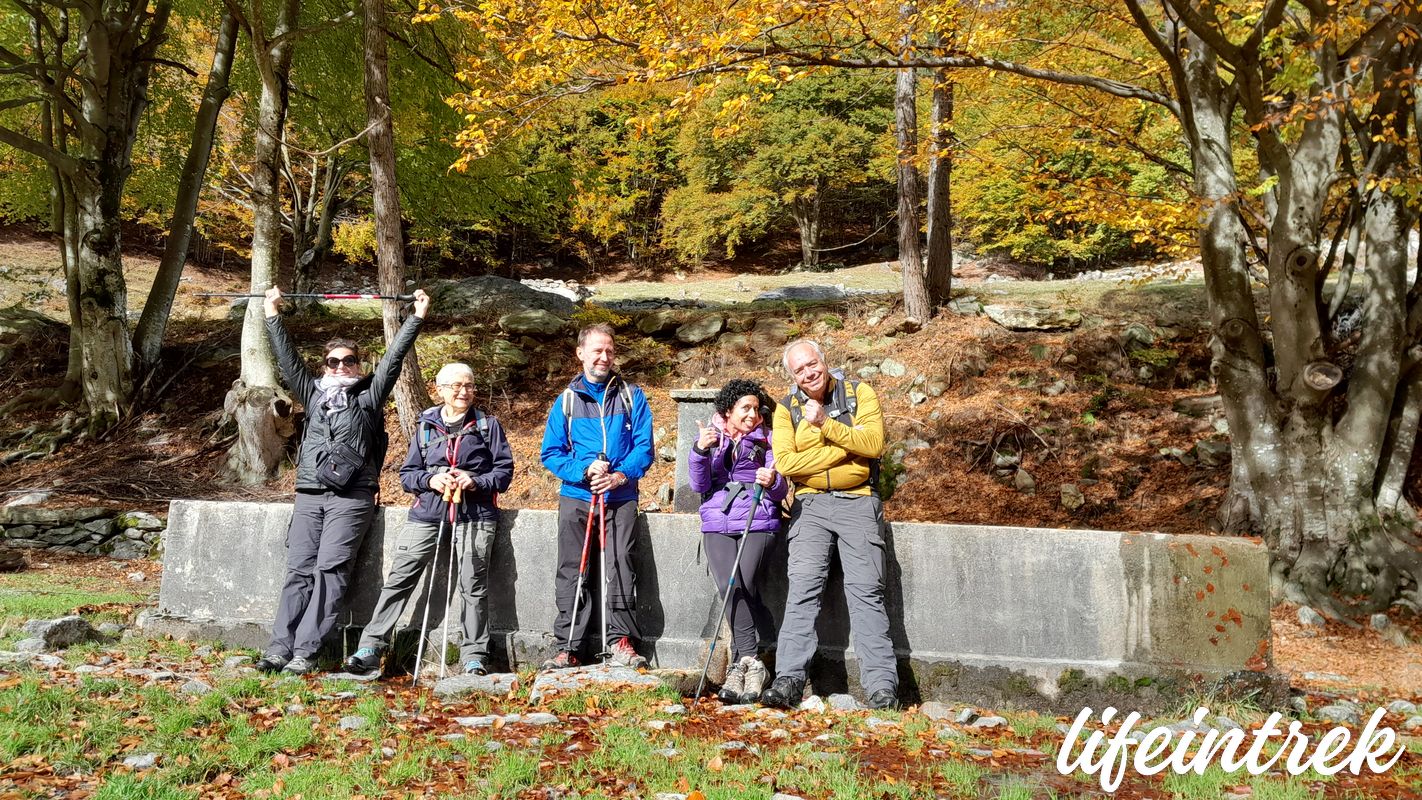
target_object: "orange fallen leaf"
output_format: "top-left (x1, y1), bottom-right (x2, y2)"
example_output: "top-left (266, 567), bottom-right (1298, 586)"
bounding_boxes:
top-left (707, 755), bottom-right (724, 772)
top-left (687, 792), bottom-right (706, 800)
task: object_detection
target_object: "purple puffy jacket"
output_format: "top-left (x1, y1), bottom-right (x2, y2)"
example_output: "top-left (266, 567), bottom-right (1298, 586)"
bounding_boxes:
top-left (687, 415), bottom-right (788, 535)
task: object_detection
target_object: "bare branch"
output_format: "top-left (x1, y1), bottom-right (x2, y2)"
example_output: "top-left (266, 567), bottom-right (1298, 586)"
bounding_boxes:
top-left (0, 123), bottom-right (81, 174)
top-left (268, 9), bottom-right (357, 51)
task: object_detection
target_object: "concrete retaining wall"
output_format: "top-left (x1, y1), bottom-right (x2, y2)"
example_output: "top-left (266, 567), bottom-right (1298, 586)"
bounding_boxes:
top-left (150, 499), bottom-right (1275, 708)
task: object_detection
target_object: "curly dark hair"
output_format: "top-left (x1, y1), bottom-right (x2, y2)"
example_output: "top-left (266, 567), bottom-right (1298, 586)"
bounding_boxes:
top-left (714, 378), bottom-right (775, 420)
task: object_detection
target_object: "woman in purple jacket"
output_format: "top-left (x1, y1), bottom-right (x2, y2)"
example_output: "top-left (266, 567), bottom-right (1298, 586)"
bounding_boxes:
top-left (689, 379), bottom-right (789, 704)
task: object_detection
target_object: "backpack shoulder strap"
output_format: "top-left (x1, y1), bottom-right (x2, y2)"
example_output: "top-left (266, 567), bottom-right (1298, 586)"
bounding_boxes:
top-left (782, 391), bottom-right (803, 429)
top-left (561, 387), bottom-right (574, 444)
top-left (475, 408), bottom-right (490, 437)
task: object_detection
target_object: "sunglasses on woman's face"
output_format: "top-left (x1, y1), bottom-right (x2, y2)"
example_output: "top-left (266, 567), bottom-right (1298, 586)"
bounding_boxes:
top-left (325, 355), bottom-right (359, 369)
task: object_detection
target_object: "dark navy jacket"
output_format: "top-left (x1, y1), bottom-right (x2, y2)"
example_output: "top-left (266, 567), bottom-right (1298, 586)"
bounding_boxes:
top-left (400, 405), bottom-right (514, 523)
top-left (539, 374), bottom-right (654, 503)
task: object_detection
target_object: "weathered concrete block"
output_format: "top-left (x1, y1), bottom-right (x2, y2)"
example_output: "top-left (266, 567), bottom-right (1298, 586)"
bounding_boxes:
top-left (152, 500), bottom-right (1274, 711)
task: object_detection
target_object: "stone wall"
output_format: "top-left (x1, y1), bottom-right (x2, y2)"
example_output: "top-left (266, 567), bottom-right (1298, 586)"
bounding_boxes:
top-left (0, 506), bottom-right (163, 560)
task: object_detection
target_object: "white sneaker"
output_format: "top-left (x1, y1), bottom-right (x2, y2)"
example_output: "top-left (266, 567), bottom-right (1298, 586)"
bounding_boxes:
top-left (739, 656), bottom-right (768, 703)
top-left (717, 657), bottom-right (747, 703)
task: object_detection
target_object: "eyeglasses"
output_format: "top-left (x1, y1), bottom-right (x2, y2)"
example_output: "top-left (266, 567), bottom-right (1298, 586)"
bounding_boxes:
top-left (440, 383), bottom-right (476, 393)
top-left (325, 355), bottom-right (359, 369)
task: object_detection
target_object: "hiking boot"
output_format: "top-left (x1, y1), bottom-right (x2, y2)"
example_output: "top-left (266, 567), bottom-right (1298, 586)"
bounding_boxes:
top-left (343, 647), bottom-right (381, 676)
top-left (867, 688), bottom-right (901, 711)
top-left (463, 658), bottom-right (488, 676)
top-left (541, 651), bottom-right (579, 670)
top-left (759, 675), bottom-right (804, 709)
top-left (254, 653), bottom-right (289, 674)
top-left (281, 656), bottom-right (315, 675)
top-left (717, 657), bottom-right (747, 703)
top-left (738, 656), bottom-right (768, 704)
top-left (607, 636), bottom-right (648, 669)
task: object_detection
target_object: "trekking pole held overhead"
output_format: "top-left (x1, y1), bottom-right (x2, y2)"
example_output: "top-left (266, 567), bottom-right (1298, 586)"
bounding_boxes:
top-left (195, 292), bottom-right (417, 301)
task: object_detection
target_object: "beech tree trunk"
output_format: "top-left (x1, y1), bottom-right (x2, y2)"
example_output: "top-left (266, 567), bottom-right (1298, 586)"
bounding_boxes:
top-left (789, 190), bottom-right (821, 269)
top-left (226, 0), bottom-right (302, 484)
top-left (924, 75), bottom-right (953, 307)
top-left (135, 12), bottom-right (240, 370)
top-left (363, 0), bottom-right (429, 438)
top-left (1143, 11), bottom-right (1422, 614)
top-left (894, 14), bottom-right (927, 323)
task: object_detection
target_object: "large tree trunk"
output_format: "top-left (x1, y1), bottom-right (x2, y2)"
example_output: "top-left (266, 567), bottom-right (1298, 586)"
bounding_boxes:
top-left (69, 176), bottom-right (133, 431)
top-left (924, 74), bottom-right (953, 307)
top-left (894, 18), bottom-right (927, 323)
top-left (789, 190), bottom-right (821, 269)
top-left (64, 1), bottom-right (173, 432)
top-left (1167, 17), bottom-right (1422, 614)
top-left (363, 0), bottom-right (428, 438)
top-left (226, 0), bottom-right (302, 484)
top-left (134, 12), bottom-right (240, 370)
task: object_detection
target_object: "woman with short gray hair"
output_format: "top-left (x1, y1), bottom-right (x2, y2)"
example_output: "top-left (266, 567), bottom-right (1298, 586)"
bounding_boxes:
top-left (343, 363), bottom-right (515, 677)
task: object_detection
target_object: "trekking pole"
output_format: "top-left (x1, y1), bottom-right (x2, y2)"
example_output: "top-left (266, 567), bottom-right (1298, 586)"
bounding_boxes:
top-left (693, 482), bottom-right (765, 706)
top-left (413, 482), bottom-right (455, 687)
top-left (195, 292), bottom-right (416, 301)
top-left (598, 490), bottom-right (609, 660)
top-left (439, 485), bottom-right (463, 681)
top-left (565, 489), bottom-right (599, 662)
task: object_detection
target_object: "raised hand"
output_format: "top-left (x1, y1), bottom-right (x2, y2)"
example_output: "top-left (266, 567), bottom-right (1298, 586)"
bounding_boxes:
top-left (695, 419), bottom-right (719, 450)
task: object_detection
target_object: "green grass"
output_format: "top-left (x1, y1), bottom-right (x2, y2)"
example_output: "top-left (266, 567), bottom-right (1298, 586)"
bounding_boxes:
top-left (93, 773), bottom-right (197, 800)
top-left (1164, 767), bottom-right (1234, 799)
top-left (1248, 776), bottom-right (1325, 800)
top-left (940, 759), bottom-right (985, 797)
top-left (0, 574), bottom-right (145, 646)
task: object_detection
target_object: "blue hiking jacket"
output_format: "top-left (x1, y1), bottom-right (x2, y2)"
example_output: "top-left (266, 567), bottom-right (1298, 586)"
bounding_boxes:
top-left (540, 374), bottom-right (654, 503)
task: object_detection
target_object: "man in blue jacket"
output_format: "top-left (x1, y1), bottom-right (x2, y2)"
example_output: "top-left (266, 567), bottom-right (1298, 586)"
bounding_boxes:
top-left (539, 323), bottom-right (654, 669)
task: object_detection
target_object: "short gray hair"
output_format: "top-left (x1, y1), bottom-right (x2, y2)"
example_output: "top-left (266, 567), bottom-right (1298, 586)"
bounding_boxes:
top-left (781, 339), bottom-right (826, 373)
top-left (435, 362), bottom-right (475, 385)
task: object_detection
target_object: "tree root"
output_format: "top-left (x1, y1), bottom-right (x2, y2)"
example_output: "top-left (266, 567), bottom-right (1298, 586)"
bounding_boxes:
top-left (0, 412), bottom-right (83, 468)
top-left (0, 380), bottom-right (81, 416)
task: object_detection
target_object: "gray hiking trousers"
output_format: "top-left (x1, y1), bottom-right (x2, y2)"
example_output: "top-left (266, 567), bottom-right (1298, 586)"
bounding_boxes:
top-left (773, 492), bottom-right (897, 695)
top-left (358, 518), bottom-right (498, 663)
top-left (269, 489), bottom-right (377, 660)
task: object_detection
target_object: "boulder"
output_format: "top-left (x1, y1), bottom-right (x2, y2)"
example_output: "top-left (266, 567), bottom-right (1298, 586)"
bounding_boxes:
top-left (483, 340), bottom-right (529, 368)
top-left (1172, 395), bottom-right (1223, 417)
top-left (637, 309), bottom-right (685, 335)
top-left (983, 305), bottom-right (1082, 331)
top-left (675, 314), bottom-right (725, 345)
top-left (427, 276), bottom-right (576, 320)
top-left (24, 616), bottom-right (105, 649)
top-left (0, 305), bottom-right (66, 338)
top-left (750, 318), bottom-right (795, 353)
top-left (1060, 484), bottom-right (1085, 511)
top-left (1194, 440), bottom-right (1230, 467)
top-left (114, 511), bottom-right (164, 531)
top-left (432, 672), bottom-right (519, 700)
top-left (879, 358), bottom-right (907, 378)
top-left (498, 309), bottom-right (567, 336)
top-left (0, 507), bottom-right (108, 526)
top-left (754, 285), bottom-right (847, 302)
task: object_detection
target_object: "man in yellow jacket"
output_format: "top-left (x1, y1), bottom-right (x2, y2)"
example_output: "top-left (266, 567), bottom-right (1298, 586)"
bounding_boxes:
top-left (759, 339), bottom-right (899, 710)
